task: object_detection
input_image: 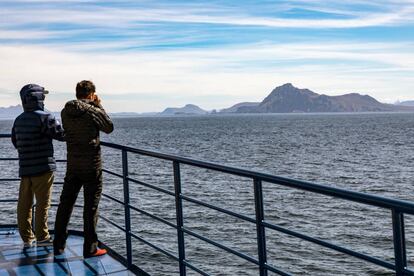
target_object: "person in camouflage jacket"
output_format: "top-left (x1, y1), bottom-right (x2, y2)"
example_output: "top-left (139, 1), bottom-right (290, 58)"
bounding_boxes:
top-left (53, 80), bottom-right (113, 257)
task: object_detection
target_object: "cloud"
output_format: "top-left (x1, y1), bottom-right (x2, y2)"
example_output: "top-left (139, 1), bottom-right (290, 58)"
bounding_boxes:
top-left (0, 41), bottom-right (413, 112)
top-left (1, 0), bottom-right (414, 34)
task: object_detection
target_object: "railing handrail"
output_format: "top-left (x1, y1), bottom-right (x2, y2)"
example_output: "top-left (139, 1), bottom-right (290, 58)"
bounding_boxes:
top-left (97, 142), bottom-right (414, 214)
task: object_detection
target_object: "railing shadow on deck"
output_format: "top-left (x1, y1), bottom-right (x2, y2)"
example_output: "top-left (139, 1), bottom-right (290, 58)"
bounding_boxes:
top-left (1, 133), bottom-right (414, 276)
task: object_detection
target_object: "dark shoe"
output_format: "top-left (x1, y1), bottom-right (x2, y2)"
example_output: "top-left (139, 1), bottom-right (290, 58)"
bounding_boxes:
top-left (84, 248), bottom-right (107, 258)
top-left (54, 247), bottom-right (65, 255)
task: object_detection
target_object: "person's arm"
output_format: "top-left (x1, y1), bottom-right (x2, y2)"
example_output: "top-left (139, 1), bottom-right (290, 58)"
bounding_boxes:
top-left (90, 106), bottom-right (114, 134)
top-left (41, 113), bottom-right (66, 141)
top-left (11, 122), bottom-right (17, 148)
top-left (88, 96), bottom-right (114, 134)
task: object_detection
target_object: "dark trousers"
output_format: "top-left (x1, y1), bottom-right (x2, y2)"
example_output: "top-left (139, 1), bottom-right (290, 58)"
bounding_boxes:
top-left (53, 169), bottom-right (103, 255)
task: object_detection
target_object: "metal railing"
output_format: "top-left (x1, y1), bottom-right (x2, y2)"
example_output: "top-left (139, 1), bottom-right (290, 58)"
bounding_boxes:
top-left (1, 133), bottom-right (414, 275)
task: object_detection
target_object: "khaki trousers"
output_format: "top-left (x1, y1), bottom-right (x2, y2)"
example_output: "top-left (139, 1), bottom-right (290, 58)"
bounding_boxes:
top-left (17, 171), bottom-right (54, 242)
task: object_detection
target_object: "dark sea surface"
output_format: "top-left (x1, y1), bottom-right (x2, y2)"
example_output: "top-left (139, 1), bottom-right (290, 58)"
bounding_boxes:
top-left (1, 113), bottom-right (414, 275)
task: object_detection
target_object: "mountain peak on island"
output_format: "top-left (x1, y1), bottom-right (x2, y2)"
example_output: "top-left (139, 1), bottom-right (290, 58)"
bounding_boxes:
top-left (183, 104), bottom-right (199, 108)
top-left (280, 82), bottom-right (293, 87)
top-left (275, 83), bottom-right (317, 94)
top-left (263, 83), bottom-right (318, 103)
top-left (280, 83), bottom-right (298, 89)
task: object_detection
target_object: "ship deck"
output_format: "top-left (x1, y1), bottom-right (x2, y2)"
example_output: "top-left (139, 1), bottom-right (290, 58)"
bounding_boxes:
top-left (0, 227), bottom-right (134, 275)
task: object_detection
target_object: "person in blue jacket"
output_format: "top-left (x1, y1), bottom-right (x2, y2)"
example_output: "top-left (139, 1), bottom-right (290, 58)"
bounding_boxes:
top-left (11, 84), bottom-right (65, 247)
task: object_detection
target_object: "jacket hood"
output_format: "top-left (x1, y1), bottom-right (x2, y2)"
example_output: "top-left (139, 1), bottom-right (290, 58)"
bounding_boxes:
top-left (63, 99), bottom-right (94, 117)
top-left (20, 84), bottom-right (48, 112)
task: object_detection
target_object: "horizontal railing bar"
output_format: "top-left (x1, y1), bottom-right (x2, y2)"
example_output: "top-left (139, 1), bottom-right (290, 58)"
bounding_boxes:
top-left (130, 231), bottom-right (179, 261)
top-left (0, 224), bottom-right (18, 229)
top-left (102, 193), bottom-right (125, 206)
top-left (182, 260), bottom-right (210, 276)
top-left (0, 178), bottom-right (64, 185)
top-left (0, 200), bottom-right (83, 208)
top-left (263, 263), bottom-right (292, 276)
top-left (128, 204), bottom-right (178, 230)
top-left (102, 169), bottom-right (176, 198)
top-left (0, 158), bottom-right (64, 163)
top-left (0, 180), bottom-right (63, 184)
top-left (97, 142), bottom-right (414, 214)
top-left (99, 215), bottom-right (126, 233)
top-left (262, 221), bottom-right (395, 270)
top-left (181, 194), bottom-right (256, 224)
top-left (127, 177), bottom-right (175, 197)
top-left (182, 227), bottom-right (259, 265)
top-left (103, 168), bottom-right (123, 179)
top-left (3, 201), bottom-right (95, 210)
top-left (50, 203), bottom-right (83, 209)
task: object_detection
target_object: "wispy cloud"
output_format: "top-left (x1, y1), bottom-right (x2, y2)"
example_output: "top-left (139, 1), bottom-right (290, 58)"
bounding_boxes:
top-left (1, 1), bottom-right (413, 50)
top-left (0, 2), bottom-right (412, 49)
top-left (1, 1), bottom-right (414, 32)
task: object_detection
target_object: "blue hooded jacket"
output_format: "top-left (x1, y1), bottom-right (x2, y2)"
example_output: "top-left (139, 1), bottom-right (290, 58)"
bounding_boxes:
top-left (11, 84), bottom-right (65, 177)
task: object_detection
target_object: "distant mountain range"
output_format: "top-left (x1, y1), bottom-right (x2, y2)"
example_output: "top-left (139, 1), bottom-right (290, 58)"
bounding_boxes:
top-left (1, 84), bottom-right (413, 118)
top-left (221, 83), bottom-right (414, 113)
top-left (0, 105), bottom-right (22, 119)
top-left (0, 105), bottom-right (62, 119)
top-left (396, 100), bottom-right (414, 107)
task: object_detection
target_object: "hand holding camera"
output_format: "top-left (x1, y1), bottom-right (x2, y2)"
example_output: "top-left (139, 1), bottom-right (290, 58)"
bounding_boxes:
top-left (89, 94), bottom-right (102, 108)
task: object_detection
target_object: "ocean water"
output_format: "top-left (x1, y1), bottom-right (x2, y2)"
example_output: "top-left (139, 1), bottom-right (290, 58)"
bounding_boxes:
top-left (1, 113), bottom-right (414, 275)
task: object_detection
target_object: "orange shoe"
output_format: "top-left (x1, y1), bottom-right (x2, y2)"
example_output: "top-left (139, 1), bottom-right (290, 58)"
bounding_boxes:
top-left (84, 248), bottom-right (107, 258)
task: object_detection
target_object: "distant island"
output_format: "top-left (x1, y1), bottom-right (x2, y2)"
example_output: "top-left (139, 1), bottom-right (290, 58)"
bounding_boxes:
top-left (1, 83), bottom-right (413, 118)
top-left (160, 104), bottom-right (208, 115)
top-left (220, 102), bottom-right (260, 113)
top-left (221, 83), bottom-right (414, 113)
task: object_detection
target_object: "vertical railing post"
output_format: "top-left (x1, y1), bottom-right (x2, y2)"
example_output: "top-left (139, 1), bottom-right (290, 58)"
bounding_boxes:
top-left (122, 149), bottom-right (133, 268)
top-left (173, 161), bottom-right (186, 276)
top-left (392, 209), bottom-right (407, 276)
top-left (254, 178), bottom-right (268, 276)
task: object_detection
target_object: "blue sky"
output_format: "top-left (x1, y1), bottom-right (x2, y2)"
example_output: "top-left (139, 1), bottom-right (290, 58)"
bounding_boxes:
top-left (0, 0), bottom-right (413, 112)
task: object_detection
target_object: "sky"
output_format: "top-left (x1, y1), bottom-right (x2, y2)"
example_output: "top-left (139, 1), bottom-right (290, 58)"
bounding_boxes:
top-left (0, 0), bottom-right (413, 112)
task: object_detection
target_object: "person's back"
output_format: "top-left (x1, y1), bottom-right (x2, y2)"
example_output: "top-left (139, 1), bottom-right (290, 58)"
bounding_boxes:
top-left (61, 98), bottom-right (113, 171)
top-left (54, 80), bottom-right (113, 257)
top-left (14, 112), bottom-right (57, 175)
top-left (12, 84), bottom-right (65, 246)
